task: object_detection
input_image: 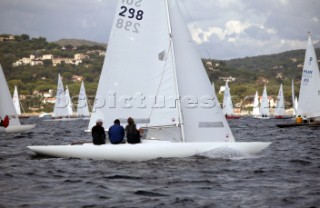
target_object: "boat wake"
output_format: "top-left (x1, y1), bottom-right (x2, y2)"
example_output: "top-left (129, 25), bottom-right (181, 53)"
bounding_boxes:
top-left (197, 146), bottom-right (259, 160)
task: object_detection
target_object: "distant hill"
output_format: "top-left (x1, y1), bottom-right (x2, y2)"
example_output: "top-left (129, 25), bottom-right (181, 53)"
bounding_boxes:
top-left (225, 48), bottom-right (320, 71)
top-left (53, 39), bottom-right (107, 47)
top-left (315, 42), bottom-right (320, 49)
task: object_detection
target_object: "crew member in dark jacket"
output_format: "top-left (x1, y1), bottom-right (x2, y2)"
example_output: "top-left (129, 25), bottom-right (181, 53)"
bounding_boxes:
top-left (125, 117), bottom-right (141, 144)
top-left (91, 119), bottom-right (106, 145)
top-left (108, 119), bottom-right (125, 144)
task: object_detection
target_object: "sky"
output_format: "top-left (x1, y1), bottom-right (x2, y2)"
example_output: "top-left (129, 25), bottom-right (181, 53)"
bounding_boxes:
top-left (0, 0), bottom-right (319, 60)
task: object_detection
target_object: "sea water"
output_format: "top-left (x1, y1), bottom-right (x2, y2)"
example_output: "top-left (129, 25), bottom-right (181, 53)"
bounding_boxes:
top-left (0, 117), bottom-right (319, 207)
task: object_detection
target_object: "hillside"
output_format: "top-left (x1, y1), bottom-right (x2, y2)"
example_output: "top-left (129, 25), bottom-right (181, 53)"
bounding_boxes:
top-left (53, 39), bottom-right (107, 48)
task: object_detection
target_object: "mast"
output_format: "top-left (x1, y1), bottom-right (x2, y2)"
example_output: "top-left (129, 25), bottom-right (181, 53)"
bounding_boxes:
top-left (164, 0), bottom-right (185, 142)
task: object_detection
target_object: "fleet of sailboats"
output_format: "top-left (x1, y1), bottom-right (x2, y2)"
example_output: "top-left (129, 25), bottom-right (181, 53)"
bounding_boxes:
top-left (28, 0), bottom-right (270, 161)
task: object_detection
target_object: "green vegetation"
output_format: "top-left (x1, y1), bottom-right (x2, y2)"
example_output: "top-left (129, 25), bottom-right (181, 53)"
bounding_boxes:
top-left (1, 34), bottom-right (319, 113)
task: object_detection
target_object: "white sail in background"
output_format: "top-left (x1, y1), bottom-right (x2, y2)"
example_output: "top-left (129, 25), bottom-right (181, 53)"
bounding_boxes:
top-left (65, 86), bottom-right (73, 116)
top-left (275, 84), bottom-right (285, 116)
top-left (0, 64), bottom-right (20, 126)
top-left (53, 74), bottom-right (69, 118)
top-left (259, 85), bottom-right (270, 116)
top-left (252, 91), bottom-right (260, 116)
top-left (222, 81), bottom-right (234, 116)
top-left (295, 97), bottom-right (298, 114)
top-left (88, 0), bottom-right (234, 142)
top-left (77, 81), bottom-right (90, 117)
top-left (12, 85), bottom-right (22, 115)
top-left (297, 33), bottom-right (320, 119)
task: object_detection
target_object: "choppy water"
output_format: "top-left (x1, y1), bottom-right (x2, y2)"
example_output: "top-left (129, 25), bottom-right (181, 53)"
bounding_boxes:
top-left (0, 117), bottom-right (320, 208)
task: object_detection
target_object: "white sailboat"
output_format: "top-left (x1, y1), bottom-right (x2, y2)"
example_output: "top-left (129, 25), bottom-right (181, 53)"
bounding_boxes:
top-left (277, 33), bottom-right (320, 127)
top-left (12, 85), bottom-right (29, 118)
top-left (0, 64), bottom-right (35, 133)
top-left (256, 85), bottom-right (270, 119)
top-left (28, 0), bottom-right (270, 161)
top-left (222, 81), bottom-right (239, 119)
top-left (65, 86), bottom-right (74, 116)
top-left (49, 74), bottom-right (78, 121)
top-left (12, 86), bottom-right (21, 116)
top-left (274, 84), bottom-right (286, 118)
top-left (296, 33), bottom-right (320, 119)
top-left (252, 91), bottom-right (260, 116)
top-left (76, 81), bottom-right (90, 118)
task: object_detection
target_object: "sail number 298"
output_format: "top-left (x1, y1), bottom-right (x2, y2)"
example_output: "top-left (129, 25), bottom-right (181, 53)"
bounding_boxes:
top-left (116, 0), bottom-right (144, 33)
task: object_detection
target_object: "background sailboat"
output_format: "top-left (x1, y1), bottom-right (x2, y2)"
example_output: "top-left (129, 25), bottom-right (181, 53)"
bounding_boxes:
top-left (12, 86), bottom-right (21, 116)
top-left (222, 81), bottom-right (240, 119)
top-left (277, 33), bottom-right (320, 127)
top-left (49, 74), bottom-right (78, 121)
top-left (252, 91), bottom-right (260, 117)
top-left (28, 0), bottom-right (270, 160)
top-left (12, 86), bottom-right (29, 118)
top-left (76, 81), bottom-right (90, 118)
top-left (296, 33), bottom-right (320, 120)
top-left (65, 86), bottom-right (74, 116)
top-left (257, 85), bottom-right (270, 119)
top-left (274, 84), bottom-right (287, 119)
top-left (0, 64), bottom-right (35, 133)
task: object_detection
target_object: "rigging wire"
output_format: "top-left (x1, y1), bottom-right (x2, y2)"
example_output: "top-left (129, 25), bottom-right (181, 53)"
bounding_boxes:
top-left (179, 0), bottom-right (213, 59)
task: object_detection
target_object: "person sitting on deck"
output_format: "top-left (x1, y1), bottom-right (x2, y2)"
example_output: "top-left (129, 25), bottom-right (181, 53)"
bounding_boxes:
top-left (108, 119), bottom-right (125, 144)
top-left (125, 117), bottom-right (141, 144)
top-left (0, 115), bottom-right (10, 128)
top-left (91, 119), bottom-right (106, 145)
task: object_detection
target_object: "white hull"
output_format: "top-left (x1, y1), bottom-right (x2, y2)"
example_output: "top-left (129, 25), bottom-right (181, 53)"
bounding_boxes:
top-left (254, 116), bottom-right (270, 120)
top-left (28, 140), bottom-right (271, 161)
top-left (0, 124), bottom-right (35, 133)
